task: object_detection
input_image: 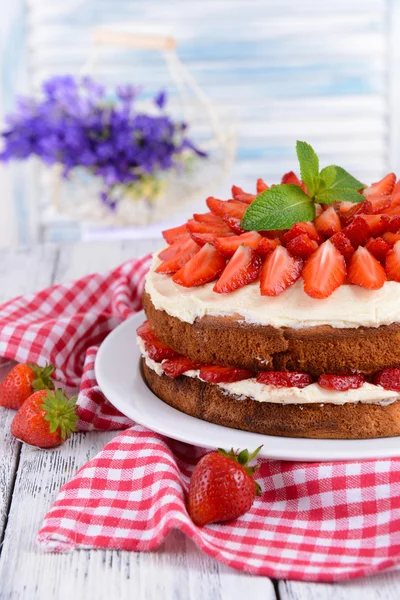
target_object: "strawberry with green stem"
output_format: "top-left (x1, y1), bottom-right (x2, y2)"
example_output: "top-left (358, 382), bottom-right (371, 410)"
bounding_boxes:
top-left (0, 362), bottom-right (55, 410)
top-left (188, 446), bottom-right (262, 526)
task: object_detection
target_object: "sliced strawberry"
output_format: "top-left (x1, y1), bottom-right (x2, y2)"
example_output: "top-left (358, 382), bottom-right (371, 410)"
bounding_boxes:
top-left (158, 234), bottom-right (192, 260)
top-left (347, 246), bottom-right (386, 290)
top-left (162, 223), bottom-right (188, 245)
top-left (281, 222), bottom-right (322, 245)
top-left (155, 238), bottom-right (200, 274)
top-left (221, 200), bottom-right (248, 234)
top-left (318, 374), bottom-right (365, 391)
top-left (136, 320), bottom-right (154, 342)
top-left (261, 229), bottom-right (286, 240)
top-left (315, 205), bottom-right (341, 238)
top-left (256, 178), bottom-right (269, 193)
top-left (286, 234), bottom-right (318, 259)
top-left (302, 239), bottom-right (347, 299)
top-left (373, 368), bottom-right (400, 391)
top-left (193, 212), bottom-right (226, 225)
top-left (385, 240), bottom-right (400, 281)
top-left (212, 231), bottom-right (262, 257)
top-left (330, 231), bottom-right (355, 263)
top-left (232, 185), bottom-right (245, 198)
top-left (382, 232), bottom-right (400, 247)
top-left (341, 216), bottom-right (370, 248)
top-left (187, 218), bottom-right (232, 237)
top-left (190, 231), bottom-right (234, 247)
top-left (338, 201), bottom-right (366, 227)
top-left (200, 365), bottom-right (254, 383)
top-left (386, 215), bottom-right (400, 233)
top-left (213, 245), bottom-right (262, 293)
top-left (339, 201), bottom-right (357, 214)
top-left (363, 194), bottom-right (391, 215)
top-left (162, 356), bottom-right (201, 378)
top-left (172, 243), bottom-right (226, 287)
top-left (364, 173), bottom-right (396, 197)
top-left (256, 371), bottom-right (312, 388)
top-left (260, 246), bottom-right (303, 296)
top-left (256, 237), bottom-right (281, 257)
top-left (390, 181), bottom-right (400, 208)
top-left (144, 336), bottom-right (179, 362)
top-left (281, 171), bottom-right (308, 194)
top-left (362, 214), bottom-right (389, 237)
top-left (365, 237), bottom-right (390, 264)
top-left (231, 185), bottom-right (256, 204)
top-left (206, 196), bottom-right (225, 217)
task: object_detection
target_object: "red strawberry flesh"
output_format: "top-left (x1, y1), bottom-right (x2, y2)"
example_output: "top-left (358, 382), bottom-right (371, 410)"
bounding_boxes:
top-left (256, 371), bottom-right (312, 388)
top-left (213, 245), bottom-right (262, 293)
top-left (200, 365), bottom-right (254, 383)
top-left (318, 374), bottom-right (365, 391)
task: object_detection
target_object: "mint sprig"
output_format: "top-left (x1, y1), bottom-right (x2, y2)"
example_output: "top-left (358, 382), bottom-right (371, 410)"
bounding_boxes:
top-left (241, 140), bottom-right (365, 232)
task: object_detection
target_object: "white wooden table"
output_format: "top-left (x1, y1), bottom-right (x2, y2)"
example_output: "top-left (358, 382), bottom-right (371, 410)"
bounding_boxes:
top-left (1, 239), bottom-right (400, 599)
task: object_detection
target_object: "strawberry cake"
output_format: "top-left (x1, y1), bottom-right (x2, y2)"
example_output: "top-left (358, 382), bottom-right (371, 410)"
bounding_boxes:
top-left (137, 144), bottom-right (400, 439)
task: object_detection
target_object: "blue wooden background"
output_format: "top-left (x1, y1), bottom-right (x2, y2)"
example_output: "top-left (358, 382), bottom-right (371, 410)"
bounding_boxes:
top-left (0, 0), bottom-right (399, 244)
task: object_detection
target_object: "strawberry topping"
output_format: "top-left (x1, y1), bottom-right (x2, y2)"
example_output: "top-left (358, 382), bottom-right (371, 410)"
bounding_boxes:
top-left (315, 205), bottom-right (341, 237)
top-left (162, 223), bottom-right (188, 245)
top-left (162, 356), bottom-right (201, 378)
top-left (256, 237), bottom-right (281, 257)
top-left (385, 240), bottom-right (400, 281)
top-left (206, 196), bottom-right (225, 216)
top-left (193, 212), bottom-right (227, 225)
top-left (364, 173), bottom-right (396, 197)
top-left (221, 200), bottom-right (248, 234)
top-left (158, 234), bottom-right (192, 260)
top-left (363, 194), bottom-right (391, 215)
top-left (347, 246), bottom-right (386, 290)
top-left (362, 214), bottom-right (389, 237)
top-left (318, 374), bottom-right (365, 391)
top-left (136, 320), bottom-right (154, 342)
top-left (212, 231), bottom-right (262, 257)
top-left (365, 237), bottom-right (390, 264)
top-left (382, 232), bottom-right (400, 247)
top-left (156, 237), bottom-right (200, 274)
top-left (260, 246), bottom-right (303, 296)
top-left (172, 243), bottom-right (226, 287)
top-left (144, 337), bottom-right (179, 362)
top-left (302, 239), bottom-right (346, 299)
top-left (341, 216), bottom-right (370, 249)
top-left (200, 365), bottom-right (254, 383)
top-left (329, 231), bottom-right (355, 263)
top-left (214, 245), bottom-right (262, 293)
top-left (281, 221), bottom-right (322, 245)
top-left (256, 178), bottom-right (269, 193)
top-left (256, 371), bottom-right (312, 388)
top-left (373, 368), bottom-right (400, 391)
top-left (187, 218), bottom-right (232, 237)
top-left (286, 234), bottom-right (318, 259)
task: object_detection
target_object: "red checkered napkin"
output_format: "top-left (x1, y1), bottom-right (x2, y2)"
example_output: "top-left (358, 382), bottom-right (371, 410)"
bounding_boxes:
top-left (2, 254), bottom-right (400, 582)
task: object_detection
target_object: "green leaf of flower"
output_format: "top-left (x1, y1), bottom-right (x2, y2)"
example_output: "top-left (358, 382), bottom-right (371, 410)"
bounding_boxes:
top-left (296, 141), bottom-right (319, 196)
top-left (242, 184), bottom-right (315, 231)
top-left (319, 165), bottom-right (365, 191)
top-left (315, 187), bottom-right (365, 205)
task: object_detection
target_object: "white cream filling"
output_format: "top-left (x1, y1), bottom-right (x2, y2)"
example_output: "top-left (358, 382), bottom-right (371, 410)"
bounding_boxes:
top-left (145, 252), bottom-right (400, 329)
top-left (138, 338), bottom-right (399, 406)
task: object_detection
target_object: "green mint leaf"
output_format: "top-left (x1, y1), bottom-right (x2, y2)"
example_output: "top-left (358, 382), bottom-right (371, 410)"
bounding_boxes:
top-left (319, 165), bottom-right (365, 191)
top-left (242, 184), bottom-right (315, 231)
top-left (315, 187), bottom-right (364, 205)
top-left (296, 141), bottom-right (319, 196)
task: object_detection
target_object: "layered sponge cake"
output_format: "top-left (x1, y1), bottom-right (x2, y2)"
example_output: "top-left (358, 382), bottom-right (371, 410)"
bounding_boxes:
top-left (137, 152), bottom-right (400, 439)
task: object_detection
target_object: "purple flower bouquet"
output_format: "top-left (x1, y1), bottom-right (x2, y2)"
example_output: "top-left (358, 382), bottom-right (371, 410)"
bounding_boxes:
top-left (0, 75), bottom-right (210, 224)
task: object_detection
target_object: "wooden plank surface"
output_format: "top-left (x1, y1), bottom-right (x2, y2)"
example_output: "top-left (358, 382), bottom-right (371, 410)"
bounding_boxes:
top-left (0, 239), bottom-right (276, 600)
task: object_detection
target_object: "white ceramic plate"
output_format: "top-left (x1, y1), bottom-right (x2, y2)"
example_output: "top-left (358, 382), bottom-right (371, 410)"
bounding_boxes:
top-left (95, 311), bottom-right (400, 462)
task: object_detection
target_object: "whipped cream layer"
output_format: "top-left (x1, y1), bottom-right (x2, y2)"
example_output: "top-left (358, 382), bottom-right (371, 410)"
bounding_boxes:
top-left (146, 252), bottom-right (400, 329)
top-left (138, 338), bottom-right (400, 406)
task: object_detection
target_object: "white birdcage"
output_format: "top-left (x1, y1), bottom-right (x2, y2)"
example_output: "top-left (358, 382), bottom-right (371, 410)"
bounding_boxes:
top-left (48, 29), bottom-right (237, 227)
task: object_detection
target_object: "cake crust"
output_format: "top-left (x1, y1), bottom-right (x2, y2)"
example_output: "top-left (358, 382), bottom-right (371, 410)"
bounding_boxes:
top-left (142, 360), bottom-right (400, 439)
top-left (143, 291), bottom-right (400, 376)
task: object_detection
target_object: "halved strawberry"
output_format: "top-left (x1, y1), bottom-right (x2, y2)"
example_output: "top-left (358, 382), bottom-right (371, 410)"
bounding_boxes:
top-left (338, 201), bottom-right (366, 227)
top-left (162, 223), bottom-right (188, 245)
top-left (212, 231), bottom-right (262, 257)
top-left (281, 222), bottom-right (322, 245)
top-left (364, 173), bottom-right (396, 197)
top-left (145, 337), bottom-right (179, 362)
top-left (200, 365), bottom-right (254, 383)
top-left (382, 232), bottom-right (400, 247)
top-left (206, 196), bottom-right (225, 217)
top-left (281, 171), bottom-right (308, 193)
top-left (193, 212), bottom-right (226, 225)
top-left (256, 371), bottom-right (312, 388)
top-left (256, 178), bottom-right (269, 193)
top-left (187, 219), bottom-right (232, 237)
top-left (213, 245), bottom-right (262, 293)
top-left (363, 194), bottom-right (391, 214)
top-left (329, 231), bottom-right (355, 263)
top-left (156, 238), bottom-right (200, 274)
top-left (162, 356), bottom-right (201, 378)
top-left (365, 237), bottom-right (390, 264)
top-left (221, 200), bottom-right (248, 234)
top-left (362, 214), bottom-right (389, 237)
top-left (231, 185), bottom-right (256, 204)
top-left (286, 234), bottom-right (318, 259)
top-left (172, 243), bottom-right (226, 287)
top-left (374, 368), bottom-right (400, 391)
top-left (318, 374), bottom-right (365, 391)
top-left (386, 215), bottom-right (400, 233)
top-left (260, 246), bottom-right (303, 296)
top-left (302, 239), bottom-right (347, 299)
top-left (390, 181), bottom-right (400, 208)
top-left (158, 234), bottom-right (192, 260)
top-left (342, 216), bottom-right (370, 248)
top-left (315, 205), bottom-right (341, 238)
top-left (385, 240), bottom-right (400, 281)
top-left (136, 320), bottom-right (154, 342)
top-left (256, 237), bottom-right (281, 257)
top-left (347, 246), bottom-right (386, 290)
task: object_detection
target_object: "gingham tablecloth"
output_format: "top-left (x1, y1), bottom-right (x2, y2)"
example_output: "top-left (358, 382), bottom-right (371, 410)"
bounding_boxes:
top-left (1, 254), bottom-right (400, 582)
